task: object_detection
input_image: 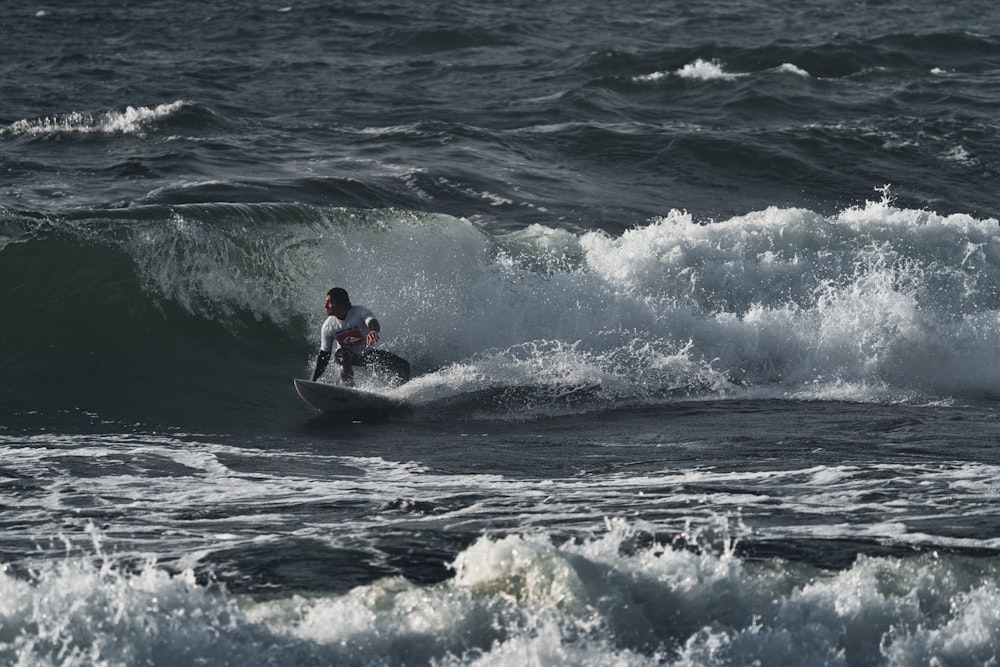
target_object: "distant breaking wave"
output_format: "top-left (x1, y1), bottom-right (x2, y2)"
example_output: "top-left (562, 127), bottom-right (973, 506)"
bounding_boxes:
top-left (633, 58), bottom-right (742, 83)
top-left (1, 101), bottom-right (188, 138)
top-left (634, 58), bottom-right (811, 83)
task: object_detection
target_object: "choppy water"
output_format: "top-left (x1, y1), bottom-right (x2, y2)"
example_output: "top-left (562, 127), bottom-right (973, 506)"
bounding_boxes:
top-left (4, 0), bottom-right (1000, 665)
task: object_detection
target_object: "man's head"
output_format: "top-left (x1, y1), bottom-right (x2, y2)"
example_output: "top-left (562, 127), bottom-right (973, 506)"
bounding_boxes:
top-left (325, 287), bottom-right (351, 318)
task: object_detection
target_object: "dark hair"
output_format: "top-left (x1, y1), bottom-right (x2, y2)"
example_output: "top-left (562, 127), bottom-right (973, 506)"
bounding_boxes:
top-left (327, 287), bottom-right (351, 307)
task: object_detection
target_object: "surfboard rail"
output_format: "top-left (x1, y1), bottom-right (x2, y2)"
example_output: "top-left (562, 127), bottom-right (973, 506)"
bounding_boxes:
top-left (293, 378), bottom-right (403, 413)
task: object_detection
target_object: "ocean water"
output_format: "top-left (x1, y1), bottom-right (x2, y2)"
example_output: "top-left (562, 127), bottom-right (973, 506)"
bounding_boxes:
top-left (4, 0), bottom-right (1000, 664)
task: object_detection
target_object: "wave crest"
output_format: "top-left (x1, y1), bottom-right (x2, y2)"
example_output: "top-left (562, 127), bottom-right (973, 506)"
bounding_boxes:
top-left (1, 101), bottom-right (188, 138)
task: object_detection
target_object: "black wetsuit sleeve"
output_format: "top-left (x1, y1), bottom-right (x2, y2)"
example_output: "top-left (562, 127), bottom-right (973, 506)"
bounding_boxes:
top-left (312, 350), bottom-right (331, 381)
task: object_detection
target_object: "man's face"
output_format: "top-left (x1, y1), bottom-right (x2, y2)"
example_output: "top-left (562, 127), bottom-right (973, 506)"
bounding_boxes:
top-left (325, 295), bottom-right (349, 319)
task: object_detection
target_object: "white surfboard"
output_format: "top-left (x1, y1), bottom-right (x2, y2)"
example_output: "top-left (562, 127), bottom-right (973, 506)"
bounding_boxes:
top-left (293, 378), bottom-right (403, 413)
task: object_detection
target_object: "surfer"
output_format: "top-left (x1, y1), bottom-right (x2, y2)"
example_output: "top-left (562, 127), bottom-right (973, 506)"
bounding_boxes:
top-left (311, 287), bottom-right (411, 387)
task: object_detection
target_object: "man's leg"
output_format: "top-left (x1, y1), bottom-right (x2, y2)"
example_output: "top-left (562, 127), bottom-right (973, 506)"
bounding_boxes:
top-left (334, 349), bottom-right (356, 387)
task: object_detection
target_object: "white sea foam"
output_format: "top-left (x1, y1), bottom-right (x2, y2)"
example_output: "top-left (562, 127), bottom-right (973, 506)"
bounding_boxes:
top-left (3, 521), bottom-right (999, 666)
top-left (2, 101), bottom-right (187, 138)
top-left (634, 70), bottom-right (669, 82)
top-left (5, 431), bottom-right (1000, 577)
top-left (773, 63), bottom-right (811, 77)
top-left (944, 145), bottom-right (978, 166)
top-left (674, 59), bottom-right (742, 81)
top-left (634, 59), bottom-right (745, 83)
top-left (4, 430), bottom-right (1000, 665)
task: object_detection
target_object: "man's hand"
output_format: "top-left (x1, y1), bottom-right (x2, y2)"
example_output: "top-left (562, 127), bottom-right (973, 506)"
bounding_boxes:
top-left (365, 329), bottom-right (379, 346)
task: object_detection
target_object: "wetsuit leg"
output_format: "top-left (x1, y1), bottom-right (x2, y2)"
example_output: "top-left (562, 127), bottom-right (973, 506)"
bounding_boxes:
top-left (334, 349), bottom-right (356, 387)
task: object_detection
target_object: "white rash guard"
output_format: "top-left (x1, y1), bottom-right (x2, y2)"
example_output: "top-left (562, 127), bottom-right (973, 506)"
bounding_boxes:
top-left (319, 305), bottom-right (378, 356)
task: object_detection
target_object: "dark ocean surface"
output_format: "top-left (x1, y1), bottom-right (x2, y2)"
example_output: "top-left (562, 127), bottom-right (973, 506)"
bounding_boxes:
top-left (4, 0), bottom-right (1000, 664)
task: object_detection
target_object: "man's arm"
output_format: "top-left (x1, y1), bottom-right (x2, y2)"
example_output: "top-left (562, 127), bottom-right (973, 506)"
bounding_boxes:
top-left (365, 317), bottom-right (381, 346)
top-left (312, 350), bottom-right (331, 381)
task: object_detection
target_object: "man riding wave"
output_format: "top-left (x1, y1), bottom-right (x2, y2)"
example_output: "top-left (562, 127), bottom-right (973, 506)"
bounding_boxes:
top-left (312, 287), bottom-right (410, 388)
